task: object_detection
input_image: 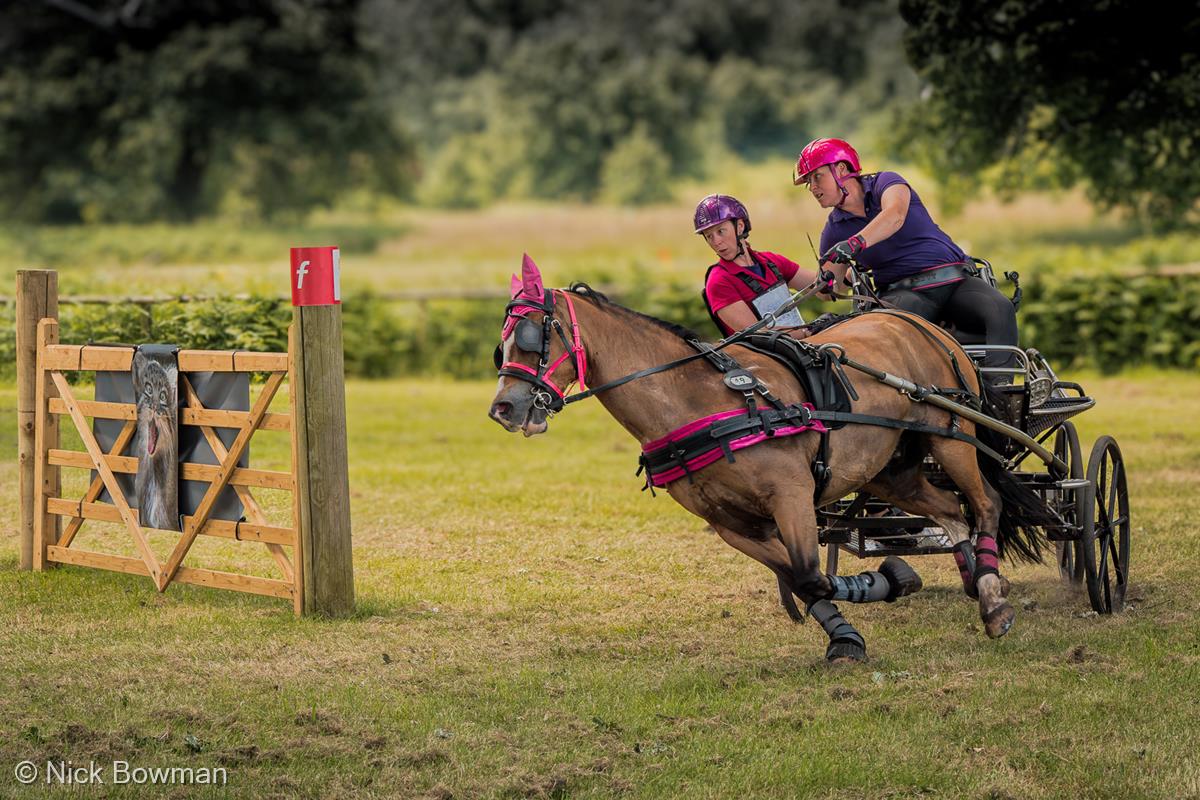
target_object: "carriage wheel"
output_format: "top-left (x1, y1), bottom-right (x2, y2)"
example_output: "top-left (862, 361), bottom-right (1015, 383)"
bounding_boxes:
top-left (1052, 422), bottom-right (1084, 585)
top-left (1078, 436), bottom-right (1131, 613)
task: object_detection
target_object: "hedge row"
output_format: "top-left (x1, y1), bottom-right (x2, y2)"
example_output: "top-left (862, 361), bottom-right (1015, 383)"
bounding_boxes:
top-left (1, 271), bottom-right (1197, 380)
top-left (1018, 271), bottom-right (1200, 372)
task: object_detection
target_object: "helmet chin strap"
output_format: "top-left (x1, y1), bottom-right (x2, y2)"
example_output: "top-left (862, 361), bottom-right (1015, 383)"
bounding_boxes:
top-left (832, 171), bottom-right (851, 207)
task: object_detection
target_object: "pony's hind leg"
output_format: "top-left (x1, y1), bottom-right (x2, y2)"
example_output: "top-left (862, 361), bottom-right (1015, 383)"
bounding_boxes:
top-left (862, 462), bottom-right (1009, 601)
top-left (927, 436), bottom-right (1015, 639)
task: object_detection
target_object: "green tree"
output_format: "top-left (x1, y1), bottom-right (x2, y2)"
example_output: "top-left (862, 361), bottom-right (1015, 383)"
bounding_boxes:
top-left (897, 0), bottom-right (1200, 226)
top-left (364, 0), bottom-right (917, 206)
top-left (601, 125), bottom-right (673, 205)
top-left (0, 0), bottom-right (413, 222)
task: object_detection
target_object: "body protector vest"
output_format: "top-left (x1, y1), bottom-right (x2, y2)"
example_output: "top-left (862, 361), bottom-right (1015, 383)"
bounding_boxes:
top-left (703, 259), bottom-right (804, 335)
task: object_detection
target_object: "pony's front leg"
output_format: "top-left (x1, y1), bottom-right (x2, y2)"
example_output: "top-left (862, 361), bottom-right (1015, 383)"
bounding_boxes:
top-left (712, 521), bottom-right (866, 664)
top-left (772, 489), bottom-right (876, 663)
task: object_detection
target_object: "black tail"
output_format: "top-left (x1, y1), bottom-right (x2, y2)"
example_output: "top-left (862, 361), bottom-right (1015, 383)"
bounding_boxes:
top-left (974, 383), bottom-right (1054, 564)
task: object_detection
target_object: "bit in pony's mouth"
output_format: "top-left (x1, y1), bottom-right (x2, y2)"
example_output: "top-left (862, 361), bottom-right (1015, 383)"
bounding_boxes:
top-left (520, 406), bottom-right (548, 437)
top-left (488, 401), bottom-right (547, 436)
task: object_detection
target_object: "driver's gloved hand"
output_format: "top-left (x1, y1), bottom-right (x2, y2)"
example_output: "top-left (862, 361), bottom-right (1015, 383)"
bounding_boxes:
top-left (822, 234), bottom-right (865, 265)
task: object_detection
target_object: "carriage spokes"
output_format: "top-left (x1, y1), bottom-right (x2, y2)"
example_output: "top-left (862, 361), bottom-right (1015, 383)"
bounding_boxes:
top-left (1078, 436), bottom-right (1131, 613)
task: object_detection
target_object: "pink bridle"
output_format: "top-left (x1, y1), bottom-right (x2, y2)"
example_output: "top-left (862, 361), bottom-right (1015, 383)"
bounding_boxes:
top-left (497, 288), bottom-right (588, 412)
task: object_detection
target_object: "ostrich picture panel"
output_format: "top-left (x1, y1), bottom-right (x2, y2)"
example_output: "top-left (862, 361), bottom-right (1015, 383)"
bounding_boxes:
top-left (132, 346), bottom-right (180, 531)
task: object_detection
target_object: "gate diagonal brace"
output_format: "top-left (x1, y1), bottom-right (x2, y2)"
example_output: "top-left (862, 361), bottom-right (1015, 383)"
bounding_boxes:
top-left (160, 371), bottom-right (284, 591)
top-left (49, 372), bottom-right (164, 585)
top-left (179, 375), bottom-right (294, 584)
top-left (58, 420), bottom-right (136, 550)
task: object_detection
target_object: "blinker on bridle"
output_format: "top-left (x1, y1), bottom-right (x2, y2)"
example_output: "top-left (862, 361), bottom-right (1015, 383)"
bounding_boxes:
top-left (493, 318), bottom-right (545, 370)
top-left (513, 318), bottom-right (543, 353)
top-left (494, 288), bottom-right (588, 413)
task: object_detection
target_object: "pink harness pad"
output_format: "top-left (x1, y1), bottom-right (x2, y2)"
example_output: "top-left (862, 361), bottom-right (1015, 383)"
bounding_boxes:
top-left (641, 405), bottom-right (827, 487)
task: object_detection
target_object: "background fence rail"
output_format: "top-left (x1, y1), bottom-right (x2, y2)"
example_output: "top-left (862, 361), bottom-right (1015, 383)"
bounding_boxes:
top-left (5, 268), bottom-right (1200, 378)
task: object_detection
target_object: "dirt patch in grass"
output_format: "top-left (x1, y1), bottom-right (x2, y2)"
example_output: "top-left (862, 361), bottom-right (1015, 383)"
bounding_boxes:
top-left (496, 757), bottom-right (620, 799)
top-left (294, 708), bottom-right (345, 735)
top-left (396, 747), bottom-right (449, 768)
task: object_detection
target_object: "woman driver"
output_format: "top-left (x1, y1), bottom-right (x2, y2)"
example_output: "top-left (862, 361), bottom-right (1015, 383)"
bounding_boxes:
top-left (794, 137), bottom-right (1018, 372)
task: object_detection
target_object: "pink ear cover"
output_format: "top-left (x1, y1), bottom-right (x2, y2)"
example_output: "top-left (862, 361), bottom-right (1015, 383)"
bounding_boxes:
top-left (502, 254), bottom-right (547, 338)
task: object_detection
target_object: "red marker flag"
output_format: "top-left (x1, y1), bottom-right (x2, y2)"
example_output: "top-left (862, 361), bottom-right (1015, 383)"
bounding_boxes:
top-left (290, 246), bottom-right (341, 306)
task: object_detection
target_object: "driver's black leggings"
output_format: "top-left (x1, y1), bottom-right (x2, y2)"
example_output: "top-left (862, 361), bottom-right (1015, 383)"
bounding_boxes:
top-left (880, 277), bottom-right (1019, 369)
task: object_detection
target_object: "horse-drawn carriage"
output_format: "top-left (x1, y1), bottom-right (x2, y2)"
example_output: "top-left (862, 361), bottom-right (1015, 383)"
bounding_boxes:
top-left (818, 258), bottom-right (1130, 616)
top-left (490, 254), bottom-right (1131, 661)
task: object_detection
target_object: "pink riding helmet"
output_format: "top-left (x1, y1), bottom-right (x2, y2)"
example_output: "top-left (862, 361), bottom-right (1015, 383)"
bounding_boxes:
top-left (793, 137), bottom-right (862, 184)
top-left (693, 194), bottom-right (751, 236)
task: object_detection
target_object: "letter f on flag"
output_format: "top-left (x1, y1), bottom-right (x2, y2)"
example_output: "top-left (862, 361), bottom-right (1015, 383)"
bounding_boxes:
top-left (289, 246), bottom-right (340, 306)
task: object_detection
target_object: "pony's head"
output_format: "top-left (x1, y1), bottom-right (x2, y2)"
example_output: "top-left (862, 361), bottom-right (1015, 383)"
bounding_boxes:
top-left (489, 254), bottom-right (587, 436)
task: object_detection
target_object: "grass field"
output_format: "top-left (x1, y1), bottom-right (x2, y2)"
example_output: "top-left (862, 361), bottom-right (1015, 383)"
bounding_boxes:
top-left (2, 368), bottom-right (1199, 799)
top-left (3, 160), bottom-right (1199, 300)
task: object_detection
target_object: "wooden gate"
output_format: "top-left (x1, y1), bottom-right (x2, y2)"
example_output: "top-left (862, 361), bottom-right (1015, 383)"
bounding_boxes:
top-left (31, 317), bottom-right (306, 614)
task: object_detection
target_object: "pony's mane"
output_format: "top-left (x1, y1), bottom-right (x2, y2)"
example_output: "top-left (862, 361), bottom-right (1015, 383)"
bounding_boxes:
top-left (567, 282), bottom-right (704, 343)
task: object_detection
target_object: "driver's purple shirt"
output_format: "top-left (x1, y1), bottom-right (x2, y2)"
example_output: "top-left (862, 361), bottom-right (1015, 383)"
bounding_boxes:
top-left (819, 171), bottom-right (966, 287)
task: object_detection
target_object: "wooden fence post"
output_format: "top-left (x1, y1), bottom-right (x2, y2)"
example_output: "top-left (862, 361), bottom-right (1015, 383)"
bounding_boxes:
top-left (16, 270), bottom-right (59, 571)
top-left (291, 305), bottom-right (355, 616)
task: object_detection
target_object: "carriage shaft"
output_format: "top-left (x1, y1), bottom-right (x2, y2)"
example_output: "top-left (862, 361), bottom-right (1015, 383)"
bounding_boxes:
top-left (842, 358), bottom-right (1067, 473)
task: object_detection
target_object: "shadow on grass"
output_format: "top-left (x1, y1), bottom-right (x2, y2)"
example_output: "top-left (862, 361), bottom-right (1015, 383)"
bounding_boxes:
top-left (8, 564), bottom-right (291, 615)
top-left (8, 562), bottom-right (436, 626)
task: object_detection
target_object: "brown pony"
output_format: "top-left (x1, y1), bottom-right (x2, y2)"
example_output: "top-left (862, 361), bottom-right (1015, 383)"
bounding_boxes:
top-left (489, 256), bottom-right (1033, 662)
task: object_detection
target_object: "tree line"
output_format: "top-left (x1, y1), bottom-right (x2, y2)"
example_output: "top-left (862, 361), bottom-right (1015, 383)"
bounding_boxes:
top-left (1, 0), bottom-right (1194, 226)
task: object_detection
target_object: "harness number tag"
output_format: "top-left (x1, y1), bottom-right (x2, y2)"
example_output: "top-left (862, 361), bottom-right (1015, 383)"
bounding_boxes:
top-left (724, 370), bottom-right (757, 391)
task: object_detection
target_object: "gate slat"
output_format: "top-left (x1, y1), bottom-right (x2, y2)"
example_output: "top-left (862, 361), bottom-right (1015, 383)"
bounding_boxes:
top-left (46, 546), bottom-right (294, 599)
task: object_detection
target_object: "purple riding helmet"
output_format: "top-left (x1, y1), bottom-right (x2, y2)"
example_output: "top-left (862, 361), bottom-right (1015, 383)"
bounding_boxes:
top-left (693, 194), bottom-right (751, 236)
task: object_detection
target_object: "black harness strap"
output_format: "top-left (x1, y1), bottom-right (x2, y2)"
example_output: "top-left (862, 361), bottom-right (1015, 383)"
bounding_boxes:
top-left (563, 348), bottom-right (711, 405)
top-left (731, 333), bottom-right (862, 497)
top-left (739, 331), bottom-right (865, 413)
top-left (637, 404), bottom-right (818, 491)
top-left (567, 338), bottom-right (792, 411)
top-left (808, 410), bottom-right (1006, 464)
top-left (731, 259), bottom-right (787, 295)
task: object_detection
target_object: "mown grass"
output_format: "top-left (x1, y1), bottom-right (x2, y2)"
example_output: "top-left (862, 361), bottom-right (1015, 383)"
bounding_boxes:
top-left (1, 368), bottom-right (1199, 799)
top-left (2, 159), bottom-right (1198, 300)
